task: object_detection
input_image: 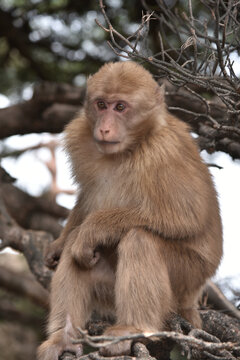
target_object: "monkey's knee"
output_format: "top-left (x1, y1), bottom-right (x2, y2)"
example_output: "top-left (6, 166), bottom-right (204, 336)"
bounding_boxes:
top-left (118, 228), bottom-right (159, 258)
top-left (117, 229), bottom-right (169, 281)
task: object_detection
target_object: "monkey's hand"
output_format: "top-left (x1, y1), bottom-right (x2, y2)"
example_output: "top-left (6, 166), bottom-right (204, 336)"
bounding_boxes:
top-left (71, 226), bottom-right (101, 269)
top-left (45, 237), bottom-right (65, 269)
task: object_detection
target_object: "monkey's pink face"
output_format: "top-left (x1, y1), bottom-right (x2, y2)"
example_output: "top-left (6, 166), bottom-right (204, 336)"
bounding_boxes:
top-left (92, 99), bottom-right (131, 154)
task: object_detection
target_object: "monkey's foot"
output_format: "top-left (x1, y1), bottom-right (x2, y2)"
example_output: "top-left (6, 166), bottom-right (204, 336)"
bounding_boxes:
top-left (37, 330), bottom-right (83, 360)
top-left (99, 325), bottom-right (141, 357)
top-left (37, 341), bottom-right (83, 360)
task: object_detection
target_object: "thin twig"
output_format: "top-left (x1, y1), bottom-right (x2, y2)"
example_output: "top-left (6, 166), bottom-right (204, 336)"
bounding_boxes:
top-left (97, 0), bottom-right (240, 139)
top-left (74, 327), bottom-right (240, 354)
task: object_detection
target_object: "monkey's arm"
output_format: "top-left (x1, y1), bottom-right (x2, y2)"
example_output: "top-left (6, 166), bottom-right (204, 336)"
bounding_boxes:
top-left (45, 194), bottom-right (85, 268)
top-left (71, 201), bottom-right (206, 269)
top-left (70, 207), bottom-right (141, 268)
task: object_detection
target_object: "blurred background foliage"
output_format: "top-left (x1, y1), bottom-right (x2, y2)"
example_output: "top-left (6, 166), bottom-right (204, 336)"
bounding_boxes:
top-left (0, 0), bottom-right (221, 100)
top-left (0, 0), bottom-right (142, 98)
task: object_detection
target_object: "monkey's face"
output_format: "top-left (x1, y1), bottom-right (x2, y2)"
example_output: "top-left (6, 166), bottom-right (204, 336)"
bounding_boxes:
top-left (88, 98), bottom-right (135, 155)
top-left (85, 61), bottom-right (166, 155)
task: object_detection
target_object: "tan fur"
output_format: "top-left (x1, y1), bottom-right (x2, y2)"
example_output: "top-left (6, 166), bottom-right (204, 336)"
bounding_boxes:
top-left (39, 61), bottom-right (223, 359)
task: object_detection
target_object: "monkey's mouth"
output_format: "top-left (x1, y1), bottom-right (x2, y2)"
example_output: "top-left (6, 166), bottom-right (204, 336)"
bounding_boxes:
top-left (95, 139), bottom-right (120, 145)
top-left (94, 139), bottom-right (122, 154)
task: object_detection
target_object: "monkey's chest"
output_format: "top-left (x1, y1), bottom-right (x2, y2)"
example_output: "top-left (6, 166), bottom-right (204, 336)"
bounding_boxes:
top-left (86, 173), bottom-right (134, 212)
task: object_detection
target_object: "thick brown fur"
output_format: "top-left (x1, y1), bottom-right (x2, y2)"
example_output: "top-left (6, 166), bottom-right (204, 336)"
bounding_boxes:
top-left (39, 61), bottom-right (223, 359)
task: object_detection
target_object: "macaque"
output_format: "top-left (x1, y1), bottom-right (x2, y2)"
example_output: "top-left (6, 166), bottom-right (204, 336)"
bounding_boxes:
top-left (38, 61), bottom-right (223, 359)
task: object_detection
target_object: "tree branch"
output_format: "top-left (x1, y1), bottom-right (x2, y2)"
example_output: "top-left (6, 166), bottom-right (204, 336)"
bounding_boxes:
top-left (58, 310), bottom-right (240, 360)
top-left (0, 265), bottom-right (48, 308)
top-left (0, 186), bottom-right (53, 288)
top-left (0, 82), bottom-right (84, 139)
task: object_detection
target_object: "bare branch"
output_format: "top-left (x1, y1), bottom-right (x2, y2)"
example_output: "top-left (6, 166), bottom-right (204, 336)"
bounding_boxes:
top-left (74, 328), bottom-right (240, 353)
top-left (0, 82), bottom-right (84, 139)
top-left (97, 0), bottom-right (240, 143)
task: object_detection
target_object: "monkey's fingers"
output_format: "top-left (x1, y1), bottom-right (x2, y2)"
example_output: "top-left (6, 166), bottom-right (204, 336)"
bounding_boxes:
top-left (45, 251), bottom-right (60, 269)
top-left (72, 245), bottom-right (101, 269)
top-left (89, 251), bottom-right (101, 267)
top-left (44, 239), bottom-right (64, 269)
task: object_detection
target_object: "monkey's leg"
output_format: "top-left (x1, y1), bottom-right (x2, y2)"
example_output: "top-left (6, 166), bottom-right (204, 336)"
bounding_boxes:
top-left (164, 240), bottom-right (208, 329)
top-left (37, 245), bottom-right (95, 360)
top-left (100, 228), bottom-right (174, 356)
top-left (164, 241), bottom-right (205, 329)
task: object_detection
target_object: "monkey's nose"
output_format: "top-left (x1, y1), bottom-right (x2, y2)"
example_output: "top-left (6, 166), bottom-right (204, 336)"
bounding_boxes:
top-left (100, 129), bottom-right (110, 135)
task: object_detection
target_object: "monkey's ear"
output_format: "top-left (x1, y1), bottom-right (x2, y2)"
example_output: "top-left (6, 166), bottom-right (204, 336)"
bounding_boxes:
top-left (85, 75), bottom-right (93, 99)
top-left (155, 84), bottom-right (165, 103)
top-left (86, 75), bottom-right (92, 87)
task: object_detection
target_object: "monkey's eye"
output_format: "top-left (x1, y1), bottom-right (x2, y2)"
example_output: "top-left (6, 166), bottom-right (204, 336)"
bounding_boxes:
top-left (115, 103), bottom-right (125, 112)
top-left (97, 101), bottom-right (107, 110)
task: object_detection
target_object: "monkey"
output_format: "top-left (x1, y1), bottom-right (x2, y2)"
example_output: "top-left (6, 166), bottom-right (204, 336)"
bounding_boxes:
top-left (38, 61), bottom-right (223, 359)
